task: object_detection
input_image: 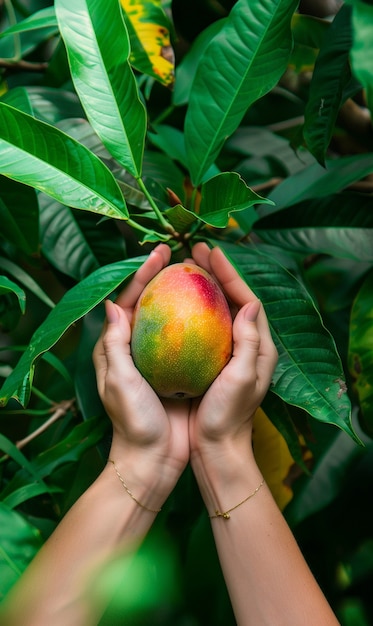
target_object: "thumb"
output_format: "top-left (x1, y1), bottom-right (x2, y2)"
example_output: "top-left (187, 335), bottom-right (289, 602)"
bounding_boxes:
top-left (230, 300), bottom-right (261, 377)
top-left (101, 300), bottom-right (131, 370)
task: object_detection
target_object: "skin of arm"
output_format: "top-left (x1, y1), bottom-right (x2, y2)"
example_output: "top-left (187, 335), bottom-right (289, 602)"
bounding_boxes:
top-left (0, 244), bottom-right (190, 626)
top-left (188, 243), bottom-right (340, 626)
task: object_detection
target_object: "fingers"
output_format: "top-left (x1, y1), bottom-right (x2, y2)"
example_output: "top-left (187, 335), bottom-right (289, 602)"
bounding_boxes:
top-left (115, 244), bottom-right (171, 311)
top-left (191, 242), bottom-right (213, 274)
top-left (92, 301), bottom-right (132, 397)
top-left (229, 300), bottom-right (261, 377)
top-left (209, 246), bottom-right (255, 307)
top-left (229, 300), bottom-right (277, 394)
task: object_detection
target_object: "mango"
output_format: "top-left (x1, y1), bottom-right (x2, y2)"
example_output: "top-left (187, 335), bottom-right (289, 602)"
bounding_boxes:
top-left (131, 263), bottom-right (233, 398)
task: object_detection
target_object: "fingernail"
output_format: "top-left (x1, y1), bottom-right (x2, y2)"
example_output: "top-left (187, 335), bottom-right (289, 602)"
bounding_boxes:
top-left (105, 299), bottom-right (119, 323)
top-left (150, 244), bottom-right (163, 256)
top-left (244, 300), bottom-right (261, 322)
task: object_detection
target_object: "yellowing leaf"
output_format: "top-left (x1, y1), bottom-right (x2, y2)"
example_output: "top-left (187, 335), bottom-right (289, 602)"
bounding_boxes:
top-left (121, 0), bottom-right (175, 86)
top-left (253, 407), bottom-right (312, 511)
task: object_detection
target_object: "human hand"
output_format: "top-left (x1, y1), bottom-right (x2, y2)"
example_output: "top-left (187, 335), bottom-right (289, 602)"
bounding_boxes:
top-left (93, 244), bottom-right (190, 507)
top-left (188, 242), bottom-right (278, 464)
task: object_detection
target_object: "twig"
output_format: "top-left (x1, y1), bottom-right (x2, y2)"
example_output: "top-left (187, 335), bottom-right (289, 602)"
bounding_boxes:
top-left (0, 59), bottom-right (48, 73)
top-left (251, 177), bottom-right (283, 194)
top-left (14, 399), bottom-right (75, 451)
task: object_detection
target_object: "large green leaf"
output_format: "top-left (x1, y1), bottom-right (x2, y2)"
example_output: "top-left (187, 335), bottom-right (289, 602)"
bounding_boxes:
top-left (172, 19), bottom-right (225, 107)
top-left (55, 0), bottom-right (147, 178)
top-left (254, 193), bottom-right (373, 261)
top-left (0, 103), bottom-right (128, 219)
top-left (184, 0), bottom-right (298, 186)
top-left (263, 153), bottom-right (373, 212)
top-left (0, 7), bottom-right (57, 39)
top-left (39, 193), bottom-right (126, 282)
top-left (225, 126), bottom-right (316, 177)
top-left (303, 4), bottom-right (356, 165)
top-left (217, 242), bottom-right (358, 442)
top-left (348, 269), bottom-right (373, 433)
top-left (0, 257), bottom-right (144, 408)
top-left (0, 177), bottom-right (39, 255)
top-left (0, 10), bottom-right (58, 60)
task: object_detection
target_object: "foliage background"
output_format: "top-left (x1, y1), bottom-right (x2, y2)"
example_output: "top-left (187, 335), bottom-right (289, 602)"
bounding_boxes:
top-left (0, 0), bottom-right (373, 623)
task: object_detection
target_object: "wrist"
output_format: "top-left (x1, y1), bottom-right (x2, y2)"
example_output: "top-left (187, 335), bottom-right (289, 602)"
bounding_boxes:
top-left (191, 441), bottom-right (263, 517)
top-left (108, 439), bottom-right (185, 512)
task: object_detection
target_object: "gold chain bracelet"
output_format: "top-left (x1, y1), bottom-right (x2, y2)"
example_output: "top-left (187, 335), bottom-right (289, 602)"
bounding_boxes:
top-left (209, 478), bottom-right (265, 520)
top-left (108, 459), bottom-right (162, 514)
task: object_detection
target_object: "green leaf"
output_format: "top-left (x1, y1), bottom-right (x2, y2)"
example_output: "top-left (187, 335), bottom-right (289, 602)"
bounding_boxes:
top-left (2, 483), bottom-right (63, 510)
top-left (291, 13), bottom-right (329, 51)
top-left (303, 5), bottom-right (356, 165)
top-left (0, 257), bottom-right (55, 310)
top-left (254, 193), bottom-right (373, 261)
top-left (217, 241), bottom-right (358, 442)
top-left (0, 7), bottom-right (57, 39)
top-left (264, 153), bottom-right (373, 212)
top-left (0, 177), bottom-right (39, 255)
top-left (349, 0), bottom-right (373, 118)
top-left (0, 503), bottom-right (42, 600)
top-left (55, 0), bottom-right (147, 177)
top-left (0, 434), bottom-right (52, 492)
top-left (31, 417), bottom-right (108, 478)
top-left (164, 204), bottom-right (197, 234)
top-left (173, 19), bottom-right (225, 107)
top-left (197, 172), bottom-right (273, 228)
top-left (0, 257), bottom-right (145, 407)
top-left (40, 193), bottom-right (127, 281)
top-left (348, 269), bottom-right (373, 432)
top-left (184, 0), bottom-right (298, 186)
top-left (1, 87), bottom-right (34, 115)
top-left (285, 427), bottom-right (366, 526)
top-left (225, 126), bottom-right (316, 176)
top-left (289, 14), bottom-right (329, 74)
top-left (0, 277), bottom-right (26, 314)
top-left (25, 87), bottom-right (85, 124)
top-left (0, 103), bottom-right (128, 220)
top-left (0, 418), bottom-right (107, 502)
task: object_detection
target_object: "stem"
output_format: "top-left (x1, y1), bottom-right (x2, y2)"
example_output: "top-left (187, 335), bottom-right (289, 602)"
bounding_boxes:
top-left (126, 217), bottom-right (170, 241)
top-left (136, 177), bottom-right (174, 232)
top-left (151, 104), bottom-right (175, 126)
top-left (0, 408), bottom-right (52, 416)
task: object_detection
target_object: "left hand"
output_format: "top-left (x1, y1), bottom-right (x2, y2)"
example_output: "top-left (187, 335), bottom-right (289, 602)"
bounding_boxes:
top-left (93, 244), bottom-right (190, 508)
top-left (188, 242), bottom-right (278, 461)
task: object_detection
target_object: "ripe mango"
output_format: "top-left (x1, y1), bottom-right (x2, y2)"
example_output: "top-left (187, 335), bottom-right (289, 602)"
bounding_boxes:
top-left (131, 263), bottom-right (233, 398)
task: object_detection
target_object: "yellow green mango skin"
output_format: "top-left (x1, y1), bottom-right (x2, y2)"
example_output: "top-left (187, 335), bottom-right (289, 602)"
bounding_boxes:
top-left (131, 263), bottom-right (233, 398)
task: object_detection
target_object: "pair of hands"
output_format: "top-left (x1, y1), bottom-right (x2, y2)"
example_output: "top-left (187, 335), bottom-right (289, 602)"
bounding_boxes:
top-left (93, 242), bottom-right (277, 503)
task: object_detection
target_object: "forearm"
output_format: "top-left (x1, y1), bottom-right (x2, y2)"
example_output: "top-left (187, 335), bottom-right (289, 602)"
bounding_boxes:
top-left (192, 445), bottom-right (340, 626)
top-left (1, 458), bottom-right (165, 626)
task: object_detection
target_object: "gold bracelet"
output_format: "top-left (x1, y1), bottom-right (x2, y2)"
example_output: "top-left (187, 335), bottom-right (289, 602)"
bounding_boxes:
top-left (209, 478), bottom-right (265, 520)
top-left (108, 459), bottom-right (161, 514)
